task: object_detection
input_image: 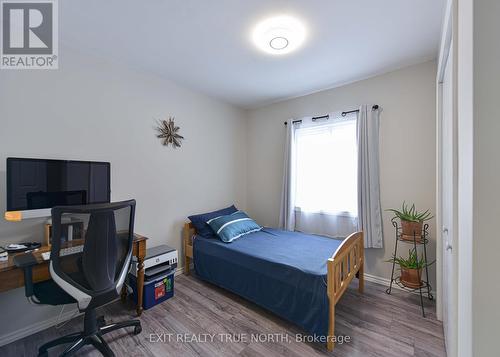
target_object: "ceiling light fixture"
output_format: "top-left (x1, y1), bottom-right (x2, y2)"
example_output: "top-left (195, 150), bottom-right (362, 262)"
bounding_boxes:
top-left (252, 15), bottom-right (306, 55)
top-left (269, 36), bottom-right (289, 50)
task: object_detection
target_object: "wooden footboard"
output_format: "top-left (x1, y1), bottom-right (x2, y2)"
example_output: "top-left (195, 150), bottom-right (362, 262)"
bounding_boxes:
top-left (327, 231), bottom-right (364, 352)
top-left (182, 222), bottom-right (364, 352)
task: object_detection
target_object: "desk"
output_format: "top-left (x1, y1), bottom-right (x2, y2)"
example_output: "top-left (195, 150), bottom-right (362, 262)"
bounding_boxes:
top-left (0, 234), bottom-right (147, 316)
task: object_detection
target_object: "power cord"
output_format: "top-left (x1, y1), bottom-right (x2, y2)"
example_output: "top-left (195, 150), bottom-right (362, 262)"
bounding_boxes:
top-left (54, 305), bottom-right (79, 329)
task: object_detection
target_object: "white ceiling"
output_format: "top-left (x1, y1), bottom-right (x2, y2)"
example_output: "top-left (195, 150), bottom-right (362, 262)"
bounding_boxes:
top-left (60, 0), bottom-right (445, 109)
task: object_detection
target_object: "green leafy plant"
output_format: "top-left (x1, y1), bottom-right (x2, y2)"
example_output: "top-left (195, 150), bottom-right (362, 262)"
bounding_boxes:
top-left (386, 202), bottom-right (433, 223)
top-left (386, 249), bottom-right (434, 269)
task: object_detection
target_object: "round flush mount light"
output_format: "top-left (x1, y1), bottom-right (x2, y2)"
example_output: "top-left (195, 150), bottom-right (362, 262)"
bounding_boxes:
top-left (252, 15), bottom-right (306, 55)
top-left (269, 36), bottom-right (289, 50)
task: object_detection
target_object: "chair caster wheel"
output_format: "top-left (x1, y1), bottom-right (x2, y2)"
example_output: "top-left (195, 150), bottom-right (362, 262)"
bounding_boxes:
top-left (134, 325), bottom-right (142, 335)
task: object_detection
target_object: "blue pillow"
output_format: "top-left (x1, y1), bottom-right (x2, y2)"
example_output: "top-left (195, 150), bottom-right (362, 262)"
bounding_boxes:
top-left (207, 211), bottom-right (261, 243)
top-left (188, 205), bottom-right (237, 237)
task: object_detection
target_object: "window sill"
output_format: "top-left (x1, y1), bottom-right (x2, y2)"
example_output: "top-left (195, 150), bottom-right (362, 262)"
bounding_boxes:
top-left (293, 207), bottom-right (357, 218)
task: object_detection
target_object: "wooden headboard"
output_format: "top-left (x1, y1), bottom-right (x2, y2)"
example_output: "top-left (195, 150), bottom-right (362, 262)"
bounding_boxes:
top-left (183, 222), bottom-right (196, 275)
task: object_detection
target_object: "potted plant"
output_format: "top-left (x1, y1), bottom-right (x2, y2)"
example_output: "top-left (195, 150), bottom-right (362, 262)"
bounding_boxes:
top-left (387, 249), bottom-right (433, 289)
top-left (387, 202), bottom-right (433, 241)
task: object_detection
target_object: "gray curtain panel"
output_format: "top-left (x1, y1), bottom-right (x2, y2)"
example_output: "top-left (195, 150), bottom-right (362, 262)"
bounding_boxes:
top-left (279, 119), bottom-right (296, 231)
top-left (357, 105), bottom-right (384, 248)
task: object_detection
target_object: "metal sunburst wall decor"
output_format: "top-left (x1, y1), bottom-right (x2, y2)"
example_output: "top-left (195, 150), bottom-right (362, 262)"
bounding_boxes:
top-left (155, 117), bottom-right (184, 148)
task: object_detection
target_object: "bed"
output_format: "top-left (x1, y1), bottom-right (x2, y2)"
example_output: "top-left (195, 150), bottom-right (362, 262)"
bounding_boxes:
top-left (183, 224), bottom-right (364, 352)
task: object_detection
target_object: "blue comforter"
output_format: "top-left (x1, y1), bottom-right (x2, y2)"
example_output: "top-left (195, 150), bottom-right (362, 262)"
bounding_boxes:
top-left (193, 228), bottom-right (344, 336)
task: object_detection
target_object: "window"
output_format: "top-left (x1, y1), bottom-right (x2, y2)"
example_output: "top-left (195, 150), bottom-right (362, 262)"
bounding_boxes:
top-left (294, 116), bottom-right (357, 216)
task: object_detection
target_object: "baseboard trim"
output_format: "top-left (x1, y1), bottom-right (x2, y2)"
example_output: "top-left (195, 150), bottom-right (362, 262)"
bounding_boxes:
top-left (364, 273), bottom-right (391, 286)
top-left (0, 308), bottom-right (80, 347)
top-left (175, 266), bottom-right (185, 276)
top-left (0, 266), bottom-right (186, 347)
top-left (364, 273), bottom-right (436, 296)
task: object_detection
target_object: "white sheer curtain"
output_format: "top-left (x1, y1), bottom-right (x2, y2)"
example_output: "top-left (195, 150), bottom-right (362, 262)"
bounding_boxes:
top-left (279, 113), bottom-right (358, 238)
top-left (279, 106), bottom-right (383, 247)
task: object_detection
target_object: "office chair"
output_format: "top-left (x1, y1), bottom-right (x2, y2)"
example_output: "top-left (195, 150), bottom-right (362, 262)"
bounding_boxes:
top-left (14, 200), bottom-right (142, 357)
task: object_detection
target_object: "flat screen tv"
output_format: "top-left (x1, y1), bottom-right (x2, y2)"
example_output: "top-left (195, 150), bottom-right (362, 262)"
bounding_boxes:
top-left (6, 158), bottom-right (110, 212)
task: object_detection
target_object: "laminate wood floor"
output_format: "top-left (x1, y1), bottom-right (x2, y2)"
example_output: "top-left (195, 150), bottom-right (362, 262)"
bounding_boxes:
top-left (0, 274), bottom-right (446, 357)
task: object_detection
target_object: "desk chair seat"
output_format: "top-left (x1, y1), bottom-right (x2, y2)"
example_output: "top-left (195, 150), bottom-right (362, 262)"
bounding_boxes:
top-left (33, 279), bottom-right (77, 305)
top-left (14, 200), bottom-right (142, 357)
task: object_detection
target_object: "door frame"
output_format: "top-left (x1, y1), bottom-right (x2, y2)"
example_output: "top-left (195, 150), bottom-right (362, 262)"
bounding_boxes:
top-left (436, 1), bottom-right (458, 355)
top-left (436, 0), bottom-right (473, 356)
top-left (455, 0), bottom-right (473, 356)
top-left (436, 0), bottom-right (454, 325)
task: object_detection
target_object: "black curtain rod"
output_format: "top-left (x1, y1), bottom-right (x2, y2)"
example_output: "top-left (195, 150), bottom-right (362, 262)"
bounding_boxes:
top-left (284, 105), bottom-right (379, 125)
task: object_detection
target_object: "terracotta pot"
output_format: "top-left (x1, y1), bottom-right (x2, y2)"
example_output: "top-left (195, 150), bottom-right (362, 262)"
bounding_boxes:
top-left (400, 267), bottom-right (422, 289)
top-left (401, 220), bottom-right (423, 238)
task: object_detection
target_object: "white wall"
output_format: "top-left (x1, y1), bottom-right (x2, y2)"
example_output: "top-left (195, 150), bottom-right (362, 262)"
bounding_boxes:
top-left (472, 1), bottom-right (500, 355)
top-left (0, 48), bottom-right (247, 343)
top-left (245, 61), bottom-right (437, 286)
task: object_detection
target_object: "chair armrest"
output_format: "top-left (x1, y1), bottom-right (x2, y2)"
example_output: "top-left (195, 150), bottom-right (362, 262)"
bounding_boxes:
top-left (13, 253), bottom-right (38, 268)
top-left (13, 253), bottom-right (38, 298)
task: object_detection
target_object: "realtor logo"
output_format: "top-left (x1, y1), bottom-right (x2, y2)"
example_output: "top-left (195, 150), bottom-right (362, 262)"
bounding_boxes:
top-left (1, 0), bottom-right (58, 69)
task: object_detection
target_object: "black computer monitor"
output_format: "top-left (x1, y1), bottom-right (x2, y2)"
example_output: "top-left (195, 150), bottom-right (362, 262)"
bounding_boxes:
top-left (6, 157), bottom-right (110, 211)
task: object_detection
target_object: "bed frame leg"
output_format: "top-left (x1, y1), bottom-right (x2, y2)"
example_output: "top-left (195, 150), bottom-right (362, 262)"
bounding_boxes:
top-left (327, 302), bottom-right (335, 352)
top-left (327, 257), bottom-right (335, 352)
top-left (358, 235), bottom-right (364, 294)
top-left (358, 261), bottom-right (364, 294)
top-left (185, 256), bottom-right (191, 275)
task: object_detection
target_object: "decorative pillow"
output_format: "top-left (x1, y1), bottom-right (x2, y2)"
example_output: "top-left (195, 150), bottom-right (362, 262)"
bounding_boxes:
top-left (207, 211), bottom-right (262, 243)
top-left (188, 205), bottom-right (237, 237)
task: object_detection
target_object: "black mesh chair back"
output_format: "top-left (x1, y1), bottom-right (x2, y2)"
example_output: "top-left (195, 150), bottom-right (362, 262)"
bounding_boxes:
top-left (50, 200), bottom-right (136, 311)
top-left (83, 210), bottom-right (118, 291)
top-left (14, 199), bottom-right (141, 356)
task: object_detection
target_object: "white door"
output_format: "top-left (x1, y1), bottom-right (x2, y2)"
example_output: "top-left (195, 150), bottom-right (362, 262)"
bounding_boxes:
top-left (441, 44), bottom-right (457, 357)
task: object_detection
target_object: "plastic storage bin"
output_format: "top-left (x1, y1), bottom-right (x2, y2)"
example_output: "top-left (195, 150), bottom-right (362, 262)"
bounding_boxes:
top-left (128, 270), bottom-right (174, 310)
